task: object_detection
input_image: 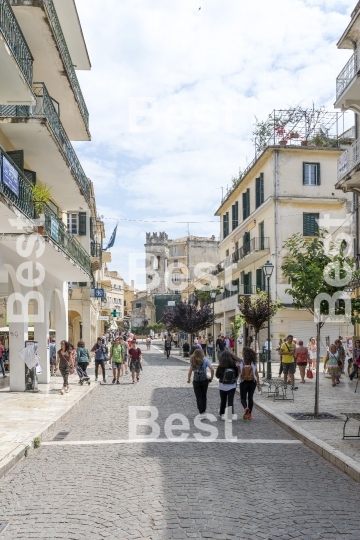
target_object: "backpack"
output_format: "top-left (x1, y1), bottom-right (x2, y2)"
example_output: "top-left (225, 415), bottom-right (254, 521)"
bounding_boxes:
top-left (222, 368), bottom-right (236, 384)
top-left (193, 363), bottom-right (208, 382)
top-left (242, 364), bottom-right (254, 381)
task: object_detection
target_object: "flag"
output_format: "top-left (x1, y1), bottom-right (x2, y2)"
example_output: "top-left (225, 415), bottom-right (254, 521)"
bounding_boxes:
top-left (102, 223), bottom-right (118, 251)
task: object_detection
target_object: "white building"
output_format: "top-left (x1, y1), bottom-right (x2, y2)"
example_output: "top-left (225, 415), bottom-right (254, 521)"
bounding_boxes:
top-left (0, 0), bottom-right (97, 390)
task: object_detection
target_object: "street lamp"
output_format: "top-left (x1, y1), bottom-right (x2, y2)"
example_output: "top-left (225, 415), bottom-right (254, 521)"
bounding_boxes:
top-left (210, 290), bottom-right (217, 363)
top-left (68, 286), bottom-right (73, 300)
top-left (262, 261), bottom-right (274, 379)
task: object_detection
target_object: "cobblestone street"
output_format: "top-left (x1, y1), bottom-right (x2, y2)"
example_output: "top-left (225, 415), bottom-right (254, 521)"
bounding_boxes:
top-left (0, 346), bottom-right (360, 539)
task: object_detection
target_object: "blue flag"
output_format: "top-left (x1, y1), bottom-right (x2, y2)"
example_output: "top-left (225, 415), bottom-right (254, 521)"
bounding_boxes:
top-left (102, 223), bottom-right (118, 251)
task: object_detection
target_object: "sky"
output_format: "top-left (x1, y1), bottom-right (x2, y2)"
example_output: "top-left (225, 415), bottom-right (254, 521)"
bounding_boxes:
top-left (72, 0), bottom-right (356, 285)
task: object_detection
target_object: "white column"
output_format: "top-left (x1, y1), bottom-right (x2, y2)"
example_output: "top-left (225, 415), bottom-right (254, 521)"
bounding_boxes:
top-left (9, 322), bottom-right (28, 392)
top-left (54, 284), bottom-right (68, 343)
top-left (34, 308), bottom-right (50, 384)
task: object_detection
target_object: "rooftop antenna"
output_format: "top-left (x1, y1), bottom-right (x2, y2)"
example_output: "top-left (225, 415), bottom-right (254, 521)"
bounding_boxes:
top-left (187, 223), bottom-right (190, 236)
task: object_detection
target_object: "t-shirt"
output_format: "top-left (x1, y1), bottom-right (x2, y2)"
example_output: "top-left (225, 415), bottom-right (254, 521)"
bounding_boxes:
top-left (281, 342), bottom-right (295, 363)
top-left (129, 348), bottom-right (142, 361)
top-left (216, 339), bottom-right (225, 351)
top-left (111, 344), bottom-right (123, 363)
top-left (295, 348), bottom-right (308, 364)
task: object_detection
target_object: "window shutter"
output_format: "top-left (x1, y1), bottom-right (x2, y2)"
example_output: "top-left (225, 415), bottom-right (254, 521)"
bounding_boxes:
top-left (303, 162), bottom-right (306, 185)
top-left (260, 173), bottom-right (264, 204)
top-left (24, 169), bottom-right (36, 185)
top-left (256, 177), bottom-right (260, 208)
top-left (242, 192), bottom-right (247, 220)
top-left (7, 150), bottom-right (24, 172)
top-left (78, 212), bottom-right (87, 235)
top-left (246, 189), bottom-right (250, 217)
top-left (243, 231), bottom-right (250, 244)
top-left (240, 271), bottom-right (245, 284)
top-left (79, 282), bottom-right (87, 287)
top-left (316, 163), bottom-right (321, 185)
top-left (303, 213), bottom-right (319, 236)
top-left (256, 269), bottom-right (262, 291)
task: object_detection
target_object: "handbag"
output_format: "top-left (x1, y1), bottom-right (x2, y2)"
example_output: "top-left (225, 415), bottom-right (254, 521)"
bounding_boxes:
top-left (306, 367), bottom-right (313, 379)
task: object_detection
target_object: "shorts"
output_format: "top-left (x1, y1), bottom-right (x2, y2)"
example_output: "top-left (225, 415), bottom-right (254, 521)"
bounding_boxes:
top-left (130, 360), bottom-right (141, 373)
top-left (297, 362), bottom-right (307, 366)
top-left (282, 362), bottom-right (295, 375)
top-left (112, 361), bottom-right (122, 369)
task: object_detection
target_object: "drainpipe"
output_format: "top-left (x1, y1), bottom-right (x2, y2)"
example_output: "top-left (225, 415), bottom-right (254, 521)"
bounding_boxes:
top-left (274, 150), bottom-right (280, 299)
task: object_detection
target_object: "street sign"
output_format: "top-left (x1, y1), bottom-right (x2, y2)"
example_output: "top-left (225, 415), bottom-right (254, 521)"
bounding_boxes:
top-left (98, 315), bottom-right (109, 321)
top-left (90, 288), bottom-right (105, 298)
top-left (168, 301), bottom-right (176, 306)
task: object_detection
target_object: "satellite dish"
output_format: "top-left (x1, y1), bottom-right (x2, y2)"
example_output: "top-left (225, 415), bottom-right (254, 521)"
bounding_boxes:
top-left (320, 124), bottom-right (328, 136)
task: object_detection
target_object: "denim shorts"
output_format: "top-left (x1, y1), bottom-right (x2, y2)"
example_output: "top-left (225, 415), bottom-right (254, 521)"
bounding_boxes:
top-left (282, 362), bottom-right (295, 375)
top-left (112, 361), bottom-right (122, 369)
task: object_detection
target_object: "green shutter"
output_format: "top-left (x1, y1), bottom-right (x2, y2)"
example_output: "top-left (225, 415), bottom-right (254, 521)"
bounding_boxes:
top-left (316, 163), bottom-right (321, 185)
top-left (303, 213), bottom-right (319, 236)
top-left (303, 162), bottom-right (306, 185)
top-left (256, 269), bottom-right (262, 291)
top-left (260, 173), bottom-right (264, 204)
top-left (256, 177), bottom-right (260, 208)
top-left (24, 169), bottom-right (36, 185)
top-left (78, 212), bottom-right (87, 235)
top-left (242, 192), bottom-right (247, 220)
top-left (246, 189), bottom-right (250, 217)
top-left (6, 150), bottom-right (24, 172)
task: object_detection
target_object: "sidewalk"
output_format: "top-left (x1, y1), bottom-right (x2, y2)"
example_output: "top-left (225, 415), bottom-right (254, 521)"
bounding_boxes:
top-left (255, 367), bottom-right (360, 482)
top-left (0, 370), bottom-right (97, 479)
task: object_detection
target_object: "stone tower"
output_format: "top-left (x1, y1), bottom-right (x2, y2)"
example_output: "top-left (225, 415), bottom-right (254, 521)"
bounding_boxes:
top-left (145, 232), bottom-right (170, 294)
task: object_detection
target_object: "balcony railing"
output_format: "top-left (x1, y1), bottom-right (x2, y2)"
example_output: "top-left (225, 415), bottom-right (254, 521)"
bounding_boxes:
top-left (43, 204), bottom-right (91, 276)
top-left (0, 0), bottom-right (33, 88)
top-left (337, 138), bottom-right (360, 181)
top-left (336, 45), bottom-right (360, 100)
top-left (91, 241), bottom-right (102, 258)
top-left (0, 83), bottom-right (91, 201)
top-left (0, 146), bottom-right (91, 276)
top-left (212, 237), bottom-right (270, 276)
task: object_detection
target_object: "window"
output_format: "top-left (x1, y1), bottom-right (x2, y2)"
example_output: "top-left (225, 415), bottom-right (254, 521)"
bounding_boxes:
top-left (124, 300), bottom-right (127, 307)
top-left (78, 212), bottom-right (87, 235)
top-left (67, 213), bottom-right (78, 234)
top-left (303, 213), bottom-right (319, 236)
top-left (174, 259), bottom-right (178, 267)
top-left (242, 189), bottom-right (250, 220)
top-left (303, 163), bottom-right (320, 186)
top-left (244, 271), bottom-right (252, 294)
top-left (173, 273), bottom-right (180, 282)
top-left (259, 221), bottom-right (265, 249)
top-left (223, 212), bottom-right (229, 238)
top-left (173, 246), bottom-right (178, 256)
top-left (225, 249), bottom-right (229, 257)
top-left (174, 289), bottom-right (180, 295)
top-left (232, 201), bottom-right (239, 230)
top-left (136, 303), bottom-right (141, 309)
top-left (256, 268), bottom-right (265, 291)
top-left (156, 256), bottom-right (161, 269)
top-left (256, 173), bottom-right (264, 208)
top-left (234, 241), bottom-right (239, 253)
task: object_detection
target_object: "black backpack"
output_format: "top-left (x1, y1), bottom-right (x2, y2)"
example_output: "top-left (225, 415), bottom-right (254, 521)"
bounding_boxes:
top-left (193, 364), bottom-right (208, 382)
top-left (222, 368), bottom-right (236, 384)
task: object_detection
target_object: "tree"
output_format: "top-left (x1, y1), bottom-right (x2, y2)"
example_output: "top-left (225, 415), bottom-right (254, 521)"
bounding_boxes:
top-left (281, 232), bottom-right (360, 417)
top-left (238, 292), bottom-right (281, 353)
top-left (163, 299), bottom-right (216, 342)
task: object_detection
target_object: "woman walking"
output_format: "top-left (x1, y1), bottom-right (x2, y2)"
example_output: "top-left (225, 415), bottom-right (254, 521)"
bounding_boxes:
top-left (326, 344), bottom-right (342, 386)
top-left (216, 350), bottom-right (239, 422)
top-left (129, 339), bottom-right (142, 383)
top-left (295, 340), bottom-right (310, 383)
top-left (164, 336), bottom-right (172, 358)
top-left (238, 347), bottom-right (260, 420)
top-left (187, 349), bottom-right (214, 415)
top-left (350, 339), bottom-right (360, 381)
top-left (56, 340), bottom-right (74, 395)
top-left (76, 340), bottom-right (90, 381)
top-left (308, 337), bottom-right (317, 371)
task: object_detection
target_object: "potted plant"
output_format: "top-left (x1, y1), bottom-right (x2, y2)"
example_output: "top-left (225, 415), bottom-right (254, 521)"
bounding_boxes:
top-left (32, 184), bottom-right (51, 234)
top-left (290, 132), bottom-right (299, 139)
top-left (301, 140), bottom-right (308, 146)
top-left (279, 139), bottom-right (288, 146)
top-left (310, 134), bottom-right (325, 147)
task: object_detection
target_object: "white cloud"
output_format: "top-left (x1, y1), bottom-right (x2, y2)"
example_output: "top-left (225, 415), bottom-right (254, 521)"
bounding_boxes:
top-left (72, 0), bottom-right (355, 278)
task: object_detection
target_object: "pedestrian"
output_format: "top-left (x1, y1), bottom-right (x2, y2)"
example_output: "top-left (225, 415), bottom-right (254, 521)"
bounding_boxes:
top-left (207, 336), bottom-right (214, 359)
top-left (216, 350), bottom-right (239, 422)
top-left (349, 339), bottom-right (360, 381)
top-left (326, 344), bottom-right (342, 386)
top-left (146, 335), bottom-right (151, 350)
top-left (238, 347), bottom-right (260, 420)
top-left (187, 348), bottom-right (214, 415)
top-left (335, 339), bottom-right (345, 374)
top-left (76, 340), bottom-right (90, 380)
top-left (216, 334), bottom-right (226, 360)
top-left (110, 337), bottom-right (123, 384)
top-left (56, 340), bottom-right (74, 395)
top-left (49, 338), bottom-right (56, 377)
top-left (69, 343), bottom-right (76, 366)
top-left (129, 339), bottom-right (142, 383)
top-left (182, 340), bottom-right (190, 357)
top-left (279, 335), bottom-right (298, 390)
top-left (200, 335), bottom-right (207, 353)
top-left (164, 336), bottom-right (172, 358)
top-left (0, 340), bottom-right (6, 378)
top-left (307, 337), bottom-right (317, 371)
top-left (295, 340), bottom-right (310, 383)
top-left (120, 336), bottom-right (129, 375)
top-left (91, 337), bottom-right (107, 383)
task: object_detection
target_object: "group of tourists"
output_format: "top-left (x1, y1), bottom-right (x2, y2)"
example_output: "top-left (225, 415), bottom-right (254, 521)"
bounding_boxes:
top-left (187, 346), bottom-right (260, 421)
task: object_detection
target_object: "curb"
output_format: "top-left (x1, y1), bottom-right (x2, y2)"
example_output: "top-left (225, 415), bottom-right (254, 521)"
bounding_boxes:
top-left (0, 381), bottom-right (98, 480)
top-left (254, 399), bottom-right (360, 484)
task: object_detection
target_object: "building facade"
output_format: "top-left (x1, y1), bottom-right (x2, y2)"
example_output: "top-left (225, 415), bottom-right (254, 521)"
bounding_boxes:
top-left (0, 0), bottom-right (98, 390)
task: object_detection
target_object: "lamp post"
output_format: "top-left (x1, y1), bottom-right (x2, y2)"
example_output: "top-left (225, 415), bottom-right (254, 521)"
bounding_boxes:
top-left (262, 260), bottom-right (274, 379)
top-left (210, 290), bottom-right (217, 363)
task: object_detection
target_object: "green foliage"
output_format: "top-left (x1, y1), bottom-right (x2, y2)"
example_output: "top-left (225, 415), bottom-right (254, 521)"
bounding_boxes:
top-left (195, 287), bottom-right (222, 303)
top-left (32, 184), bottom-right (51, 217)
top-left (281, 232), bottom-right (360, 324)
top-left (147, 323), bottom-right (165, 333)
top-left (231, 314), bottom-right (245, 339)
top-left (24, 445), bottom-right (30, 457)
top-left (238, 292), bottom-right (281, 336)
top-left (252, 116), bottom-right (274, 154)
top-left (33, 437), bottom-right (41, 449)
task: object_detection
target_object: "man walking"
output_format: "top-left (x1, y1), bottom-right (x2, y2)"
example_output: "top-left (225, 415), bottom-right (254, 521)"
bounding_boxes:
top-left (49, 338), bottom-right (56, 376)
top-left (110, 337), bottom-right (123, 384)
top-left (91, 337), bottom-right (107, 383)
top-left (216, 334), bottom-right (226, 360)
top-left (0, 341), bottom-right (6, 378)
top-left (279, 335), bottom-right (298, 390)
top-left (164, 336), bottom-right (172, 358)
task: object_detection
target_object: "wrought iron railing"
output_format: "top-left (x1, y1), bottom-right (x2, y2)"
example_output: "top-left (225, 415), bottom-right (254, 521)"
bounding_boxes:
top-left (91, 241), bottom-right (101, 258)
top-left (212, 237), bottom-right (270, 276)
top-left (0, 0), bottom-right (33, 88)
top-left (43, 204), bottom-right (91, 276)
top-left (0, 146), bottom-right (35, 218)
top-left (336, 45), bottom-right (360, 100)
top-left (0, 83), bottom-right (91, 201)
top-left (337, 138), bottom-right (360, 182)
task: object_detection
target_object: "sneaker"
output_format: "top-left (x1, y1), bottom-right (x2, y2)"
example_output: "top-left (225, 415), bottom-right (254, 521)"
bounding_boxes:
top-left (247, 413), bottom-right (252, 420)
top-left (65, 387), bottom-right (70, 393)
top-left (291, 385), bottom-right (298, 390)
top-left (112, 379), bottom-right (116, 384)
top-left (60, 388), bottom-right (64, 395)
top-left (243, 408), bottom-right (249, 420)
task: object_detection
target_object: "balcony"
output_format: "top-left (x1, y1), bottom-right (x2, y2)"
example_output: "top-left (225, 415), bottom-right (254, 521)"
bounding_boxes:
top-left (0, 82), bottom-right (91, 207)
top-left (10, 0), bottom-right (90, 140)
top-left (0, 146), bottom-right (91, 278)
top-left (335, 45), bottom-right (360, 113)
top-left (0, 0), bottom-right (34, 104)
top-left (336, 138), bottom-right (360, 191)
top-left (212, 237), bottom-right (270, 277)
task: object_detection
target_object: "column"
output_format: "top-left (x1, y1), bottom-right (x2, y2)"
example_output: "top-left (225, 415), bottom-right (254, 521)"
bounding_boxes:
top-left (34, 305), bottom-right (50, 384)
top-left (9, 322), bottom-right (28, 392)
